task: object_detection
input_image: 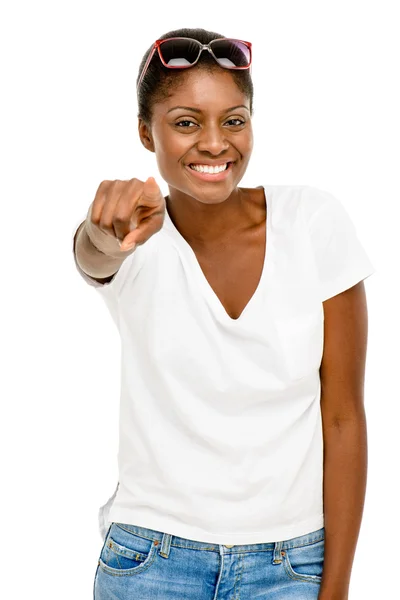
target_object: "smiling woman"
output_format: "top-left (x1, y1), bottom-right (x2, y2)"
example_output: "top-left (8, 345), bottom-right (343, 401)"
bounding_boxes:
top-left (71, 26), bottom-right (376, 600)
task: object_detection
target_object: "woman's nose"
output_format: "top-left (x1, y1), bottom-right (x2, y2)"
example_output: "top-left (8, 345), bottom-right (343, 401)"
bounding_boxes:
top-left (196, 124), bottom-right (230, 155)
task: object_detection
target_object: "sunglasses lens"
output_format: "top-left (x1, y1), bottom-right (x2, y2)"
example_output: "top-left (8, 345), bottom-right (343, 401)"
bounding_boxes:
top-left (210, 40), bottom-right (251, 68)
top-left (159, 39), bottom-right (201, 67)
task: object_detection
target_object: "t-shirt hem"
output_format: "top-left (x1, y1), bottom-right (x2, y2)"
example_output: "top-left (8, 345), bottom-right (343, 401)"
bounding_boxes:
top-left (106, 507), bottom-right (324, 545)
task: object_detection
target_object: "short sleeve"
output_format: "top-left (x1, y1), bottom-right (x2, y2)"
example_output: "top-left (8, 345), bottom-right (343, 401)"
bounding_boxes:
top-left (301, 186), bottom-right (376, 302)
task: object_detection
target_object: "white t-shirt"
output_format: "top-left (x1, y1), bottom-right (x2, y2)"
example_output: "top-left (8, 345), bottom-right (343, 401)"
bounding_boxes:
top-left (72, 184), bottom-right (375, 545)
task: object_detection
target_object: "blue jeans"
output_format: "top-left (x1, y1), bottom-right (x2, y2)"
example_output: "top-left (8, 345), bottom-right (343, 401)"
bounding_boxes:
top-left (94, 521), bottom-right (325, 599)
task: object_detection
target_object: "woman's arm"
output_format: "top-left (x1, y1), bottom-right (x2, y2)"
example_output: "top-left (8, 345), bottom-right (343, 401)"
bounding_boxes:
top-left (318, 281), bottom-right (370, 600)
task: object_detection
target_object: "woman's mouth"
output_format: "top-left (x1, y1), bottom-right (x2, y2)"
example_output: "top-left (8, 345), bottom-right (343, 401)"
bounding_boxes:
top-left (185, 161), bottom-right (234, 182)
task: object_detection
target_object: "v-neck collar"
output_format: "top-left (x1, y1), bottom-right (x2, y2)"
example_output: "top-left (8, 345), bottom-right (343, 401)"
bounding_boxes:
top-left (163, 185), bottom-right (273, 325)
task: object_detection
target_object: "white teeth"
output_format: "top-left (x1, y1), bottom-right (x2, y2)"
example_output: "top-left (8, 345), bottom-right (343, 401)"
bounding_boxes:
top-left (190, 163), bottom-right (228, 174)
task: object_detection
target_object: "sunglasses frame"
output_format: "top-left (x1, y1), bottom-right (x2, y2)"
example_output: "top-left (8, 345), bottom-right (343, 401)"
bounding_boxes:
top-left (137, 37), bottom-right (252, 93)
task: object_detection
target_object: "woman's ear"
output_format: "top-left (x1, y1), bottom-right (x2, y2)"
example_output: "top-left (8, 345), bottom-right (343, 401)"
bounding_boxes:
top-left (138, 118), bottom-right (155, 152)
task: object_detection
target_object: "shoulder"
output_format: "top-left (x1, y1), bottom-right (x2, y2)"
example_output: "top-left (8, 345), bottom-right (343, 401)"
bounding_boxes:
top-left (252, 184), bottom-right (351, 232)
top-left (261, 184), bottom-right (313, 226)
top-left (298, 185), bottom-right (347, 227)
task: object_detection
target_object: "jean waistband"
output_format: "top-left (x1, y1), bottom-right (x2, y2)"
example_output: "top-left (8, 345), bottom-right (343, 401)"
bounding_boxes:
top-left (112, 521), bottom-right (325, 555)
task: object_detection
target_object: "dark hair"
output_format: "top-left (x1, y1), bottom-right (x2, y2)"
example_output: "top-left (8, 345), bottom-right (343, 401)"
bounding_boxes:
top-left (137, 27), bottom-right (254, 126)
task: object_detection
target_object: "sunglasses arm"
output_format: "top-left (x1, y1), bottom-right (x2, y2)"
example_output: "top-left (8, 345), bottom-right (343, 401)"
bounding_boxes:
top-left (137, 43), bottom-right (157, 92)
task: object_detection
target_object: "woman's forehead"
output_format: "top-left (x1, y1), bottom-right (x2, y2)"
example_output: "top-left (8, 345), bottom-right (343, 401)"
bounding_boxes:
top-left (155, 70), bottom-right (248, 113)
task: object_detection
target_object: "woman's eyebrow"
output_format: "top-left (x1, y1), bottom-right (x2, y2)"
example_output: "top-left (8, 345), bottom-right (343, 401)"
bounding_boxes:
top-left (167, 105), bottom-right (250, 114)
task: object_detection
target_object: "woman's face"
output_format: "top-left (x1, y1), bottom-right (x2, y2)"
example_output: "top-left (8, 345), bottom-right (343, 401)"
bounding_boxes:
top-left (139, 68), bottom-right (253, 205)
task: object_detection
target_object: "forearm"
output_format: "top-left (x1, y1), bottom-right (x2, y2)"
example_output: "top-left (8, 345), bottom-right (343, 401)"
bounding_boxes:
top-left (318, 415), bottom-right (368, 599)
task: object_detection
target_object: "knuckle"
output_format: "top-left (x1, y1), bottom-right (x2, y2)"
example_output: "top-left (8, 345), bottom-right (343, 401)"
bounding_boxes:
top-left (108, 179), bottom-right (122, 191)
top-left (97, 179), bottom-right (111, 189)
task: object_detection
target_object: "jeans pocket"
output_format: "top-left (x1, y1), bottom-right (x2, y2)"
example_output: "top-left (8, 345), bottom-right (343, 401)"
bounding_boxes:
top-left (282, 537), bottom-right (324, 584)
top-left (99, 523), bottom-right (158, 576)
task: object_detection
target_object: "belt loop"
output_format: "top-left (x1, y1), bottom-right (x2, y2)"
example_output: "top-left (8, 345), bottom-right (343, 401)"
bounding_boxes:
top-left (158, 532), bottom-right (172, 558)
top-left (273, 540), bottom-right (283, 564)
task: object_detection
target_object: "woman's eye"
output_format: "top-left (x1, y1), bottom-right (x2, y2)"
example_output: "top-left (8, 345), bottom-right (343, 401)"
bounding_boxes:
top-left (226, 118), bottom-right (245, 126)
top-left (175, 120), bottom-right (197, 128)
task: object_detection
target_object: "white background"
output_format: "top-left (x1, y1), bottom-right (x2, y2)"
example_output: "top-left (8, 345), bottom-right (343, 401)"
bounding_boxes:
top-left (1, 1), bottom-right (398, 597)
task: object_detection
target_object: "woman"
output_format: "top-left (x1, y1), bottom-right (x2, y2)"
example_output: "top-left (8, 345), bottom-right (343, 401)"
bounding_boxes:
top-left (73, 27), bottom-right (375, 600)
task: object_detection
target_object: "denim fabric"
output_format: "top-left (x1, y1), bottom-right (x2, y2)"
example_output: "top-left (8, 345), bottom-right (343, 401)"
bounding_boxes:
top-left (94, 521), bottom-right (324, 599)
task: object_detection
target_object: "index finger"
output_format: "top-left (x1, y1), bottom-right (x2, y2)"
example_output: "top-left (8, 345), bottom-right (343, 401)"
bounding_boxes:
top-left (139, 176), bottom-right (163, 205)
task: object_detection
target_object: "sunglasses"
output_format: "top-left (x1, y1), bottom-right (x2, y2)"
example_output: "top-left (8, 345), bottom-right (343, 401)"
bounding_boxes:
top-left (137, 37), bottom-right (252, 93)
